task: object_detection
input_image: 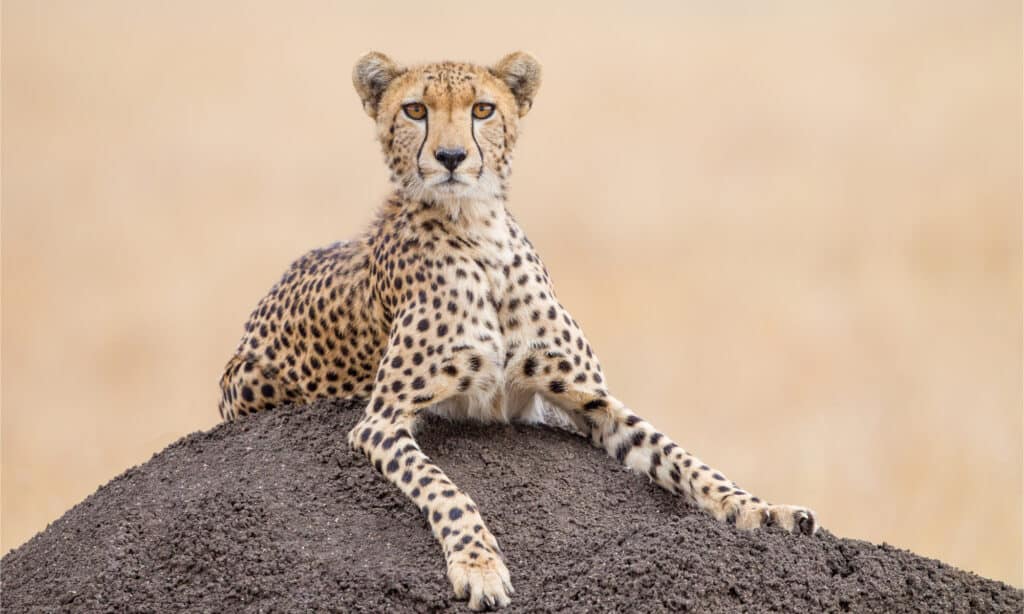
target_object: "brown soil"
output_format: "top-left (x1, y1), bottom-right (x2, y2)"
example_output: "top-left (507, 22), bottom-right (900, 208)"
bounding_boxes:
top-left (3, 399), bottom-right (1020, 613)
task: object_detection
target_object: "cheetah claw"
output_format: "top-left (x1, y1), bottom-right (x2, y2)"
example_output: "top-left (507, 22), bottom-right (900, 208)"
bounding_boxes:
top-left (448, 554), bottom-right (513, 611)
top-left (762, 504), bottom-right (818, 535)
top-left (725, 501), bottom-right (818, 535)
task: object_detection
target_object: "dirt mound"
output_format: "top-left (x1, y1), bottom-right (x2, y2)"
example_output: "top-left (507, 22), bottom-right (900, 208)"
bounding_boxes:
top-left (3, 399), bottom-right (1020, 612)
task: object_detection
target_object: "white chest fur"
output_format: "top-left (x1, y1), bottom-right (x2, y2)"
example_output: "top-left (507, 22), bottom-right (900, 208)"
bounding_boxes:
top-left (422, 199), bottom-right (569, 427)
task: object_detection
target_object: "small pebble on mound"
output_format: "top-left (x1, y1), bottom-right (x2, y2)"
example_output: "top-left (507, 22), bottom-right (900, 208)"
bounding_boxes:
top-left (3, 399), bottom-right (1021, 612)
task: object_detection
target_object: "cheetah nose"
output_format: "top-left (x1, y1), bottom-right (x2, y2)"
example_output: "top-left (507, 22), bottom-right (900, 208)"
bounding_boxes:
top-left (435, 147), bottom-right (467, 172)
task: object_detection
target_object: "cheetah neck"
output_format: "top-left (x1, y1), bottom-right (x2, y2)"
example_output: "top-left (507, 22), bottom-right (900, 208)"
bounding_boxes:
top-left (439, 195), bottom-right (504, 228)
top-left (393, 192), bottom-right (517, 297)
top-left (399, 192), bottom-right (511, 242)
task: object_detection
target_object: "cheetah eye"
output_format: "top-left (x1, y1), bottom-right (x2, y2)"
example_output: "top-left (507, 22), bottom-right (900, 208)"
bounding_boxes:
top-left (403, 103), bottom-right (427, 121)
top-left (472, 103), bottom-right (495, 120)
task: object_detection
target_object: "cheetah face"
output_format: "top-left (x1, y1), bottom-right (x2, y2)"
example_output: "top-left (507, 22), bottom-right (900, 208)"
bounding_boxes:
top-left (353, 52), bottom-right (541, 204)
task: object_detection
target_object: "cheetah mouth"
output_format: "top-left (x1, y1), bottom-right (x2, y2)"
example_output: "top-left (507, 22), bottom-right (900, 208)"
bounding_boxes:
top-left (433, 174), bottom-right (468, 189)
top-left (423, 171), bottom-right (476, 193)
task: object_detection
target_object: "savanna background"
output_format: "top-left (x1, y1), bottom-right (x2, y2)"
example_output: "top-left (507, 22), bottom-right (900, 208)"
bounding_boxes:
top-left (2, 0), bottom-right (1021, 587)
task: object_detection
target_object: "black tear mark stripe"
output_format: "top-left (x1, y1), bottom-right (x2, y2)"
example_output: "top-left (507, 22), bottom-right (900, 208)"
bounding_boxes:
top-left (470, 85), bottom-right (485, 179)
top-left (499, 111), bottom-right (508, 152)
top-left (416, 109), bottom-right (429, 180)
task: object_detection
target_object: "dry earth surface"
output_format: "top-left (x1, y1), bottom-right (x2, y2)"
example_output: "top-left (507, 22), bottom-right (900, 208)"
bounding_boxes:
top-left (3, 400), bottom-right (1021, 613)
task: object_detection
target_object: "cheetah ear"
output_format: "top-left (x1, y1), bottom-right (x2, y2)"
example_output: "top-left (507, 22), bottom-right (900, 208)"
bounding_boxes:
top-left (353, 52), bottom-right (404, 118)
top-left (490, 51), bottom-right (542, 117)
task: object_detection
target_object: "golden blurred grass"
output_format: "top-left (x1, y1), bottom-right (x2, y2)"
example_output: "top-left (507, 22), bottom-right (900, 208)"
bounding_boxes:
top-left (2, 0), bottom-right (1021, 586)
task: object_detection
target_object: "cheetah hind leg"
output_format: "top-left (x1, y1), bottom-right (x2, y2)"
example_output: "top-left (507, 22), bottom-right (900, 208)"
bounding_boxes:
top-left (218, 353), bottom-right (298, 422)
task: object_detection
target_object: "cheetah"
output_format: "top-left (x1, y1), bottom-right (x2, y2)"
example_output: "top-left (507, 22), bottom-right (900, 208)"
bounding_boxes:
top-left (219, 51), bottom-right (818, 611)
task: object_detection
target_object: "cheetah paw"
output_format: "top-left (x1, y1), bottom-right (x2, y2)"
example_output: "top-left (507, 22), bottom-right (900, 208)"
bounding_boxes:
top-left (730, 503), bottom-right (818, 535)
top-left (448, 553), bottom-right (513, 611)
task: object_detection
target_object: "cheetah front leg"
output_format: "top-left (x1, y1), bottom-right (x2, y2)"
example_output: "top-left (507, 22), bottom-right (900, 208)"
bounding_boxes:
top-left (347, 342), bottom-right (513, 611)
top-left (516, 346), bottom-right (818, 534)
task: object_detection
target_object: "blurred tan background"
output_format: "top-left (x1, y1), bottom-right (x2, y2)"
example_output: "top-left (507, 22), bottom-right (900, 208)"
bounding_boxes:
top-left (2, 0), bottom-right (1021, 586)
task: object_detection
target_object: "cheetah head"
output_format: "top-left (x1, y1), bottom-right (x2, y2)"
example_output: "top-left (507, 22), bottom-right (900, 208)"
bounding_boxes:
top-left (353, 52), bottom-right (541, 206)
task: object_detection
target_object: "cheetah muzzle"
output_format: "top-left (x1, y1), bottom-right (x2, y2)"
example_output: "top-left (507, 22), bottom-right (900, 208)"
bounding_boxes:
top-left (218, 51), bottom-right (819, 611)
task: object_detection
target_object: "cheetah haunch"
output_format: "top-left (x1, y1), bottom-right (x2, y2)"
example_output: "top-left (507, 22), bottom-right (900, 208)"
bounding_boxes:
top-left (219, 51), bottom-right (818, 611)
